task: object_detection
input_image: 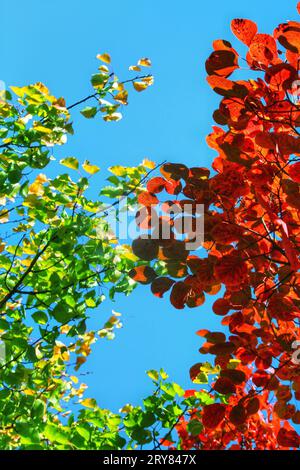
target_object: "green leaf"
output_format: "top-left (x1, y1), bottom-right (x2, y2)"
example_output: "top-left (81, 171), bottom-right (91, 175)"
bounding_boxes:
top-left (15, 422), bottom-right (40, 444)
top-left (147, 370), bottom-right (159, 382)
top-left (187, 419), bottom-right (203, 436)
top-left (32, 311), bottom-right (48, 325)
top-left (91, 73), bottom-right (108, 88)
top-left (43, 423), bottom-right (70, 445)
top-left (80, 106), bottom-right (97, 119)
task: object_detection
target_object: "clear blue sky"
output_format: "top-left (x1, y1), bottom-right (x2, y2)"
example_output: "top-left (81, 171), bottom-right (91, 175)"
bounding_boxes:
top-left (1, 0), bottom-right (298, 411)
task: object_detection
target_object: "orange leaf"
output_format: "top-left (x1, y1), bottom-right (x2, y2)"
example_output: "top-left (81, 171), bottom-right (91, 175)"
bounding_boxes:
top-left (231, 19), bottom-right (258, 46)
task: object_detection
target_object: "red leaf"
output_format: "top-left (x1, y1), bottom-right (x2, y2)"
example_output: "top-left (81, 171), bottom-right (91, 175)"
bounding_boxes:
top-left (220, 369), bottom-right (246, 385)
top-left (129, 266), bottom-right (157, 284)
top-left (160, 163), bottom-right (189, 181)
top-left (209, 341), bottom-right (236, 356)
top-left (202, 404), bottom-right (226, 429)
top-left (132, 237), bottom-right (159, 261)
top-left (229, 405), bottom-right (247, 426)
top-left (146, 177), bottom-right (166, 194)
top-left (231, 19), bottom-right (258, 46)
top-left (289, 162), bottom-right (300, 183)
top-left (213, 377), bottom-right (236, 394)
top-left (206, 50), bottom-right (239, 78)
top-left (248, 34), bottom-right (278, 67)
top-left (151, 277), bottom-right (175, 298)
top-left (274, 21), bottom-right (300, 53)
top-left (212, 298), bottom-right (230, 316)
top-left (189, 363), bottom-right (202, 382)
top-left (252, 370), bottom-right (270, 388)
top-left (245, 397), bottom-right (260, 415)
top-left (170, 281), bottom-right (190, 309)
top-left (277, 428), bottom-right (300, 448)
top-left (138, 191), bottom-right (158, 207)
top-left (214, 252), bottom-right (248, 287)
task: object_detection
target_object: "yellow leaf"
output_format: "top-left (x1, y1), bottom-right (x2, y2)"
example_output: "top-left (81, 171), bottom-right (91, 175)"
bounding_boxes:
top-left (23, 388), bottom-right (35, 396)
top-left (82, 160), bottom-right (100, 175)
top-left (28, 181), bottom-right (44, 196)
top-left (36, 173), bottom-right (48, 184)
top-left (141, 75), bottom-right (154, 86)
top-left (99, 65), bottom-right (109, 73)
top-left (228, 359), bottom-right (241, 369)
top-left (160, 370), bottom-right (169, 380)
top-left (112, 82), bottom-right (124, 91)
top-left (70, 375), bottom-right (79, 384)
top-left (138, 57), bottom-right (152, 67)
top-left (114, 90), bottom-right (128, 105)
top-left (147, 370), bottom-right (159, 381)
top-left (96, 53), bottom-right (111, 64)
top-left (60, 325), bottom-right (71, 335)
top-left (133, 81), bottom-right (148, 92)
top-left (129, 65), bottom-right (141, 72)
top-left (21, 258), bottom-right (32, 267)
top-left (109, 165), bottom-right (127, 176)
top-left (60, 157), bottom-right (79, 170)
top-left (10, 86), bottom-right (26, 98)
top-left (103, 112), bottom-right (122, 121)
top-left (33, 124), bottom-right (52, 134)
top-left (142, 158), bottom-right (156, 169)
top-left (80, 398), bottom-right (97, 409)
top-left (119, 404), bottom-right (133, 413)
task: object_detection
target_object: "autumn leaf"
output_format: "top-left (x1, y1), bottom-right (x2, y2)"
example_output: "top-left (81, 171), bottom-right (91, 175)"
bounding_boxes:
top-left (96, 53), bottom-right (111, 64)
top-left (82, 160), bottom-right (100, 174)
top-left (60, 157), bottom-right (79, 170)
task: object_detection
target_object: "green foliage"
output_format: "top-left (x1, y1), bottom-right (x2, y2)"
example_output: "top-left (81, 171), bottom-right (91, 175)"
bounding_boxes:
top-left (0, 57), bottom-right (161, 449)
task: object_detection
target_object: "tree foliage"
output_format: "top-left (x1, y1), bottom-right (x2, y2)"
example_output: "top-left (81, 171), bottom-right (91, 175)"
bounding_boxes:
top-left (0, 54), bottom-right (161, 449)
top-left (3, 2), bottom-right (300, 453)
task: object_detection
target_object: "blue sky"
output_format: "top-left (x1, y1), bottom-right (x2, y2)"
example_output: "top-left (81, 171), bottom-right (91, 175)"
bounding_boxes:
top-left (1, 0), bottom-right (299, 411)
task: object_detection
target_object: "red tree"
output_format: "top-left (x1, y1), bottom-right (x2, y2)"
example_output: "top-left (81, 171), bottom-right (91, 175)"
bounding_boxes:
top-left (130, 3), bottom-right (300, 450)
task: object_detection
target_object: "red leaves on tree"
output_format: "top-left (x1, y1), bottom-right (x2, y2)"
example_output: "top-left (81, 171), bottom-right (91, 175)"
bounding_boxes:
top-left (131, 4), bottom-right (300, 450)
top-left (160, 162), bottom-right (189, 181)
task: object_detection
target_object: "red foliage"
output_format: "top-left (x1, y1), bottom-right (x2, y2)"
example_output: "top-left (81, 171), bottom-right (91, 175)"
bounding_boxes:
top-left (130, 2), bottom-right (300, 450)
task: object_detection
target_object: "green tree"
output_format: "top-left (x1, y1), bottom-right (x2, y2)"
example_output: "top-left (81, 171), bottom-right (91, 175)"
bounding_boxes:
top-left (0, 53), bottom-right (161, 449)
